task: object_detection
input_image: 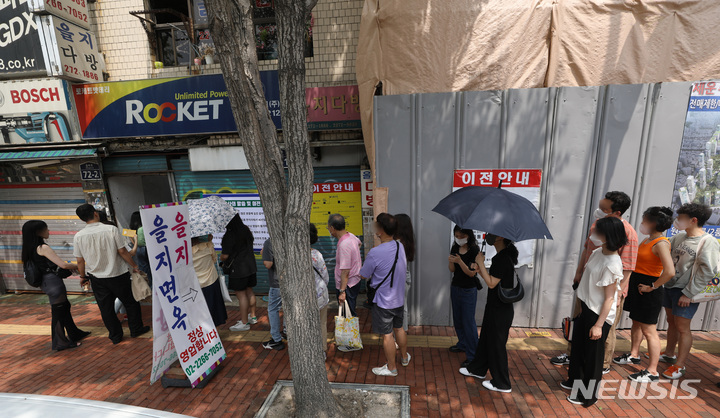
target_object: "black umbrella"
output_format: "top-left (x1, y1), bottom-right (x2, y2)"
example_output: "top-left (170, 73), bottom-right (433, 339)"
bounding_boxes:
top-left (432, 185), bottom-right (553, 242)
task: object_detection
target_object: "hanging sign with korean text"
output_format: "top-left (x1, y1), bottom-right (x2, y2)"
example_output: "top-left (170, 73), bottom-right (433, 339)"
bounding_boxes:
top-left (36, 15), bottom-right (105, 83)
top-left (140, 202), bottom-right (226, 387)
top-left (0, 0), bottom-right (47, 78)
top-left (453, 169), bottom-right (542, 267)
top-left (29, 0), bottom-right (91, 30)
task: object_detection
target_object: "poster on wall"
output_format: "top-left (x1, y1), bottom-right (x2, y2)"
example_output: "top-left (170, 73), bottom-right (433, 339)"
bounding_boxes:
top-left (140, 203), bottom-right (226, 387)
top-left (204, 182), bottom-right (363, 250)
top-left (312, 182), bottom-right (363, 237)
top-left (670, 81), bottom-right (720, 239)
top-left (452, 169), bottom-right (543, 267)
top-left (206, 193), bottom-right (268, 252)
top-left (0, 78), bottom-right (81, 144)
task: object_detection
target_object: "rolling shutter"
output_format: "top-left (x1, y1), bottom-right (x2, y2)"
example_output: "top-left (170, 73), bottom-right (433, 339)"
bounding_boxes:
top-left (0, 162), bottom-right (87, 292)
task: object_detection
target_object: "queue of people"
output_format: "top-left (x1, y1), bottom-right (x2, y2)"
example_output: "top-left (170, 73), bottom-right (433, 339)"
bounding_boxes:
top-left (18, 196), bottom-right (717, 406)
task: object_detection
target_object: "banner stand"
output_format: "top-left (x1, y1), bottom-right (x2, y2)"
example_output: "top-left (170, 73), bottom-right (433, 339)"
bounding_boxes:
top-left (161, 362), bottom-right (222, 389)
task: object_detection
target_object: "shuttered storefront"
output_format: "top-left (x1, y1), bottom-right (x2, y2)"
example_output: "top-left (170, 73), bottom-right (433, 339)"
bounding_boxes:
top-left (0, 161), bottom-right (89, 292)
top-left (171, 157), bottom-right (363, 294)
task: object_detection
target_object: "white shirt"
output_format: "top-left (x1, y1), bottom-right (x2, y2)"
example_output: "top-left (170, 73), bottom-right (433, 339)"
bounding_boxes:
top-left (577, 248), bottom-right (623, 325)
top-left (73, 222), bottom-right (129, 278)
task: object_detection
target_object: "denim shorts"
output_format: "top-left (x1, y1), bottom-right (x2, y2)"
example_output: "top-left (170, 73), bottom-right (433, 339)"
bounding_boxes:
top-left (662, 287), bottom-right (700, 320)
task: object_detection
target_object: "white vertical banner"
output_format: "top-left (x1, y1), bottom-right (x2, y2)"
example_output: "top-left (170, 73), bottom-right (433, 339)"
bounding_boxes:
top-left (141, 203), bottom-right (226, 387)
top-left (452, 169), bottom-right (543, 267)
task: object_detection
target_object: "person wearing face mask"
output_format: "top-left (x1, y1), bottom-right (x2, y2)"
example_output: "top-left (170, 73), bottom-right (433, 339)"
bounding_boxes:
top-left (550, 191), bottom-right (638, 375)
top-left (561, 217), bottom-right (627, 407)
top-left (448, 226), bottom-right (481, 367)
top-left (659, 203), bottom-right (720, 380)
top-left (458, 233), bottom-right (518, 393)
top-left (612, 207), bottom-right (675, 383)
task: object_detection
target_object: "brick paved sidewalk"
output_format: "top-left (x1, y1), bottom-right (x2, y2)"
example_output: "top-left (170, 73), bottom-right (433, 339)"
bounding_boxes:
top-left (0, 294), bottom-right (719, 417)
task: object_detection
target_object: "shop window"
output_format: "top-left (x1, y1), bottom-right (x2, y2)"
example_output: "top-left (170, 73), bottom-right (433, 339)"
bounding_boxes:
top-left (253, 1), bottom-right (314, 61)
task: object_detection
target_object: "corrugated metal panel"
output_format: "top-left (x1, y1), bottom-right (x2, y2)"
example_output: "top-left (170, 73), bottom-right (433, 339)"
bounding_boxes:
top-left (0, 148), bottom-right (96, 161)
top-left (0, 182), bottom-right (86, 292)
top-left (103, 156), bottom-right (169, 174)
top-left (375, 82), bottom-right (718, 330)
top-left (172, 156), bottom-right (363, 294)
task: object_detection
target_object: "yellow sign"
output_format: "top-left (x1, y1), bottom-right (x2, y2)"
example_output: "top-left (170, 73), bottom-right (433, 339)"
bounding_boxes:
top-left (122, 229), bottom-right (137, 237)
top-left (525, 331), bottom-right (552, 337)
top-left (311, 182), bottom-right (363, 237)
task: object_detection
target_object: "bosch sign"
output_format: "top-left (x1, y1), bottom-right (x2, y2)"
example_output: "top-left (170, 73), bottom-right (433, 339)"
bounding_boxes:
top-left (11, 87), bottom-right (61, 104)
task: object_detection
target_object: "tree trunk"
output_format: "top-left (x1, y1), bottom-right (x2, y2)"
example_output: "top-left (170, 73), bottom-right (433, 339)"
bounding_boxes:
top-left (204, 0), bottom-right (340, 417)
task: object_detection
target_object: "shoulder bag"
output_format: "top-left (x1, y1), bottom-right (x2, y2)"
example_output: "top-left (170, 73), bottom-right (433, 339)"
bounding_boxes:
top-left (689, 234), bottom-right (720, 303)
top-left (498, 270), bottom-right (524, 304)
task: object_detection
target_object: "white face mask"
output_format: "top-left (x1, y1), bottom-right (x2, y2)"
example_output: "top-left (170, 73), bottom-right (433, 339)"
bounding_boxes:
top-left (455, 237), bottom-right (468, 246)
top-left (589, 234), bottom-right (604, 246)
top-left (594, 208), bottom-right (608, 220)
top-left (674, 219), bottom-right (690, 231)
top-left (639, 223), bottom-right (651, 236)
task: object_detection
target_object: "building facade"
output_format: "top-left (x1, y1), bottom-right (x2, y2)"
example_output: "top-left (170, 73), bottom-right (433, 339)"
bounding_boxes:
top-left (0, 0), bottom-right (369, 294)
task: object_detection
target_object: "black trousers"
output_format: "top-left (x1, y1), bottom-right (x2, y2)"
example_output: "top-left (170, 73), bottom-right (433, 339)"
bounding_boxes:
top-left (568, 301), bottom-right (612, 406)
top-left (467, 304), bottom-right (514, 390)
top-left (90, 272), bottom-right (144, 342)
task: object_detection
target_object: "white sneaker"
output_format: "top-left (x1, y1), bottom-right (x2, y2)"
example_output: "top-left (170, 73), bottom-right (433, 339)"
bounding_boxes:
top-left (337, 345), bottom-right (362, 352)
top-left (402, 353), bottom-right (411, 367)
top-left (229, 320), bottom-right (250, 331)
top-left (459, 367), bottom-right (486, 380)
top-left (372, 364), bottom-right (398, 376)
top-left (482, 380), bottom-right (511, 393)
top-left (248, 315), bottom-right (258, 325)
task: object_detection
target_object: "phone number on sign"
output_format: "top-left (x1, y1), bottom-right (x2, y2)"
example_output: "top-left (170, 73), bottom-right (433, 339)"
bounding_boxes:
top-left (184, 342), bottom-right (222, 376)
top-left (46, 0), bottom-right (89, 22)
top-left (63, 65), bottom-right (99, 81)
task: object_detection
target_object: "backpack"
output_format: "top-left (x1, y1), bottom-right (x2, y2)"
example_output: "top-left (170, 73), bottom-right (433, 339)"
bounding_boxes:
top-left (689, 234), bottom-right (720, 303)
top-left (23, 259), bottom-right (44, 288)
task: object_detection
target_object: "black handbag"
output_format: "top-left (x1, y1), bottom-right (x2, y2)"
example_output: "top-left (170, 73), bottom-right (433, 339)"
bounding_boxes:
top-left (55, 266), bottom-right (72, 279)
top-left (367, 241), bottom-right (399, 304)
top-left (23, 259), bottom-right (43, 288)
top-left (498, 270), bottom-right (524, 304)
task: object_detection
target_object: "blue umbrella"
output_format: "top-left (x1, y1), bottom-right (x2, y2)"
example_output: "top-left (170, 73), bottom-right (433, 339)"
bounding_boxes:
top-left (432, 186), bottom-right (553, 241)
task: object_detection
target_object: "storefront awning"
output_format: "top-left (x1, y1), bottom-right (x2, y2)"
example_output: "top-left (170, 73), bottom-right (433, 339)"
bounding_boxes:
top-left (0, 148), bottom-right (97, 161)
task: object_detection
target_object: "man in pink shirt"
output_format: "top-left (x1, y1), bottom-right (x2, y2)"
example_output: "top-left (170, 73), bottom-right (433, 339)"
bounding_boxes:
top-left (328, 214), bottom-right (362, 318)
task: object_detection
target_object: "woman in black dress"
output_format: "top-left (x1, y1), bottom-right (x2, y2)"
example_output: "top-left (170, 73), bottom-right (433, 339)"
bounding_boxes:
top-left (22, 220), bottom-right (90, 351)
top-left (221, 214), bottom-right (257, 331)
top-left (459, 233), bottom-right (517, 393)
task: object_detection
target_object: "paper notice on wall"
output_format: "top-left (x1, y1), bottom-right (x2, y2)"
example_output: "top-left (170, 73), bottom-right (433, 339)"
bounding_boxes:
top-left (141, 203), bottom-right (226, 387)
top-left (452, 169), bottom-right (542, 267)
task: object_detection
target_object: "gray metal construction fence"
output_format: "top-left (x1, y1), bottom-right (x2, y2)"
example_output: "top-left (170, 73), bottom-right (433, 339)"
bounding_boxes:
top-left (374, 82), bottom-right (720, 331)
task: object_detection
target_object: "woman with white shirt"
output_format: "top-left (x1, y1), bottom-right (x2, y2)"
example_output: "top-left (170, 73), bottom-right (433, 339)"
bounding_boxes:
top-left (562, 216), bottom-right (627, 407)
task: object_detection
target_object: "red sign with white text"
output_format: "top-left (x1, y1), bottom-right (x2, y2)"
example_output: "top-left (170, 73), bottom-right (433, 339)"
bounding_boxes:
top-left (453, 169), bottom-right (542, 188)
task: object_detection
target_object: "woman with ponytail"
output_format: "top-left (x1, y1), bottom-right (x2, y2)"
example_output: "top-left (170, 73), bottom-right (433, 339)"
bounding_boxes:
top-left (613, 206), bottom-right (675, 383)
top-left (458, 233), bottom-right (518, 393)
top-left (22, 220), bottom-right (90, 351)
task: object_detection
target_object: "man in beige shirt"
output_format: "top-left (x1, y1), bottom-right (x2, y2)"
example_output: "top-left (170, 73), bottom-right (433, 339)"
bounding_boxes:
top-left (74, 204), bottom-right (149, 344)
